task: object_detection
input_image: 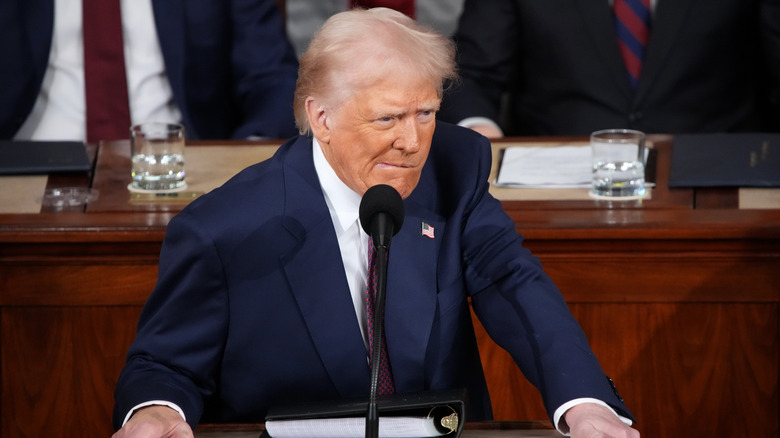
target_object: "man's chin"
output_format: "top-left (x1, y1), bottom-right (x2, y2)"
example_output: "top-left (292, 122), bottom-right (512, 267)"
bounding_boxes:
top-left (364, 169), bottom-right (422, 199)
top-left (377, 180), bottom-right (418, 199)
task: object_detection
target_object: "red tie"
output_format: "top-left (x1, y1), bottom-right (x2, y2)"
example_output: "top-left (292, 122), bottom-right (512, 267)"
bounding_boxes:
top-left (82, 0), bottom-right (132, 142)
top-left (366, 239), bottom-right (395, 395)
top-left (351, 0), bottom-right (415, 18)
top-left (614, 0), bottom-right (651, 89)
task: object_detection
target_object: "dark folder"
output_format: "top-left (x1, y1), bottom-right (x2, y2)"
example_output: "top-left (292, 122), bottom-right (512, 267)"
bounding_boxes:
top-left (668, 133), bottom-right (780, 188)
top-left (0, 140), bottom-right (91, 175)
top-left (261, 389), bottom-right (467, 438)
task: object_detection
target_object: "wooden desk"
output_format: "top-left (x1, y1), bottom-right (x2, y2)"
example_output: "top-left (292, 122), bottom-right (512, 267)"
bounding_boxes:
top-left (1, 136), bottom-right (778, 437)
top-left (193, 421), bottom-right (558, 438)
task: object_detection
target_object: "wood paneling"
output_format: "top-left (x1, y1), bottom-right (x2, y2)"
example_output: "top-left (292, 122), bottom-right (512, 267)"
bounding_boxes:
top-left (475, 302), bottom-right (779, 437)
top-left (1, 307), bottom-right (142, 437)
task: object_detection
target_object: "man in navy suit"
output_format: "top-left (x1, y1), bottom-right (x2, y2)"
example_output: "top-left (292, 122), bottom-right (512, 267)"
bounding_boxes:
top-left (113, 8), bottom-right (639, 438)
top-left (439, 0), bottom-right (780, 137)
top-left (0, 0), bottom-right (299, 141)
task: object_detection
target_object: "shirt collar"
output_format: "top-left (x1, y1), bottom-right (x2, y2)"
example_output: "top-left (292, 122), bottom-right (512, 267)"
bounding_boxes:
top-left (312, 138), bottom-right (362, 234)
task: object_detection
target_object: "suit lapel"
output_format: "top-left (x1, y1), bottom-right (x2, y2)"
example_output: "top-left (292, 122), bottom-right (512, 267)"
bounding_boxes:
top-left (384, 194), bottom-right (443, 393)
top-left (572, 0), bottom-right (634, 99)
top-left (278, 137), bottom-right (371, 398)
top-left (634, 0), bottom-right (697, 103)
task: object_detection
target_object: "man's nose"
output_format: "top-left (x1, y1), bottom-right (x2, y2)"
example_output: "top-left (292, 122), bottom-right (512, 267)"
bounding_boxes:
top-left (393, 118), bottom-right (421, 152)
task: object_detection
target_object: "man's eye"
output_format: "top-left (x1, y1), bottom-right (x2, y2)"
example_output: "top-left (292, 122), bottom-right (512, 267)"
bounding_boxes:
top-left (418, 110), bottom-right (435, 120)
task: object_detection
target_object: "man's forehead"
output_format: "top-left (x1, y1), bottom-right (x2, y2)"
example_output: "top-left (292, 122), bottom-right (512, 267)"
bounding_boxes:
top-left (351, 78), bottom-right (440, 106)
top-left (368, 96), bottom-right (441, 112)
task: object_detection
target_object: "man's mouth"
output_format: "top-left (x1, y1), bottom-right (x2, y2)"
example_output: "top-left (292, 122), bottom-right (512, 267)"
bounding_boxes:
top-left (377, 162), bottom-right (414, 169)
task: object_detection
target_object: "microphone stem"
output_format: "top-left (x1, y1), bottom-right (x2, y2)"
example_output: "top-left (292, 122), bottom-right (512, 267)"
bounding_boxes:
top-left (366, 245), bottom-right (389, 438)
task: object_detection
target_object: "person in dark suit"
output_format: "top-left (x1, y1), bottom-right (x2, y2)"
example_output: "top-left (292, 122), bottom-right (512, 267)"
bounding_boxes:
top-left (112, 8), bottom-right (639, 438)
top-left (0, 0), bottom-right (299, 141)
top-left (438, 0), bottom-right (780, 137)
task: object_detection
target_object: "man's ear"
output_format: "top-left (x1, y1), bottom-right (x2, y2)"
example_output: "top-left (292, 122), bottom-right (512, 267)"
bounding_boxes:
top-left (305, 97), bottom-right (331, 143)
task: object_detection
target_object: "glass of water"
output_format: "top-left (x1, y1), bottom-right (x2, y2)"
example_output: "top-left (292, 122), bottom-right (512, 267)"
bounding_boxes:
top-left (590, 129), bottom-right (646, 199)
top-left (130, 122), bottom-right (186, 191)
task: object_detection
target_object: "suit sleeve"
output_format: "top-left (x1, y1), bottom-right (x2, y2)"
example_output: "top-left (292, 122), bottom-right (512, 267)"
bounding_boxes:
top-left (761, 0), bottom-right (780, 130)
top-left (459, 136), bottom-right (634, 423)
top-left (228, 0), bottom-right (299, 139)
top-left (113, 210), bottom-right (229, 430)
top-left (439, 0), bottom-right (519, 125)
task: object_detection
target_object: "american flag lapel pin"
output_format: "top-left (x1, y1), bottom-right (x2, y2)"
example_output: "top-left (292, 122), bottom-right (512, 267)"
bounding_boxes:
top-left (421, 221), bottom-right (435, 239)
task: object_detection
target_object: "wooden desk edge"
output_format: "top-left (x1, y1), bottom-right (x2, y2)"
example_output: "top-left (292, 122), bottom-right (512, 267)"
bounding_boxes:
top-left (193, 421), bottom-right (556, 437)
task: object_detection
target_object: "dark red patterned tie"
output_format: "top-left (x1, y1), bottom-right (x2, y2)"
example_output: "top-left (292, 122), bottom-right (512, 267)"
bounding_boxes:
top-left (351, 0), bottom-right (415, 18)
top-left (82, 0), bottom-right (131, 142)
top-left (366, 239), bottom-right (395, 395)
top-left (614, 0), bottom-right (651, 89)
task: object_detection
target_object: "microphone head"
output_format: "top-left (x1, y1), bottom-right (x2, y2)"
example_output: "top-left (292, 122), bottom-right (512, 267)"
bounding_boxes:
top-left (359, 184), bottom-right (405, 238)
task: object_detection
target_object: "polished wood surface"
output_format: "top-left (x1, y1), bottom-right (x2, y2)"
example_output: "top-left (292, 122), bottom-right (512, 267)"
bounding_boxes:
top-left (1, 136), bottom-right (778, 437)
top-left (193, 421), bottom-right (558, 438)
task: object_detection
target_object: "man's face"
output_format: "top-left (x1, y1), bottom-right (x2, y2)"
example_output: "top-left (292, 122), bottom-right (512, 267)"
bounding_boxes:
top-left (314, 75), bottom-right (440, 199)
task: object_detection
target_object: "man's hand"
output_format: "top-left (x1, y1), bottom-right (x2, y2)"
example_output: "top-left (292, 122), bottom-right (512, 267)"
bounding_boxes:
top-left (111, 405), bottom-right (193, 438)
top-left (468, 124), bottom-right (504, 139)
top-left (564, 403), bottom-right (640, 438)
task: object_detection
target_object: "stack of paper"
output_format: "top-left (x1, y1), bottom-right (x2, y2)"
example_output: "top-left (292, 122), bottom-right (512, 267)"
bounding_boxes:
top-left (265, 416), bottom-right (445, 437)
top-left (495, 146), bottom-right (592, 188)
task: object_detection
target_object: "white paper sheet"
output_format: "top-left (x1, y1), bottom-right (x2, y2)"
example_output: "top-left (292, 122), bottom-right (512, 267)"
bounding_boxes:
top-left (265, 416), bottom-right (443, 438)
top-left (495, 146), bottom-right (592, 188)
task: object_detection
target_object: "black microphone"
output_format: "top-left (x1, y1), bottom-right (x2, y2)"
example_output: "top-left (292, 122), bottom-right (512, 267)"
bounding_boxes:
top-left (358, 184), bottom-right (404, 438)
top-left (359, 184), bottom-right (405, 249)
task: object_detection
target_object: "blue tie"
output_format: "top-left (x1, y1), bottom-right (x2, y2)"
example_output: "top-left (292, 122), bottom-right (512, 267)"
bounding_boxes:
top-left (614, 0), bottom-right (651, 88)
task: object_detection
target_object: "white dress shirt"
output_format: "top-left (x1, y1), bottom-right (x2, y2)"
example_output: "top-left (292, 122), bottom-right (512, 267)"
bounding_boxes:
top-left (312, 138), bottom-right (372, 350)
top-left (14, 0), bottom-right (181, 141)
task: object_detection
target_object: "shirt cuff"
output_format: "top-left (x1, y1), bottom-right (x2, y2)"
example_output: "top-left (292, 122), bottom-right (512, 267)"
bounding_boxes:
top-left (122, 400), bottom-right (187, 427)
top-left (553, 398), bottom-right (633, 436)
top-left (457, 117), bottom-right (504, 136)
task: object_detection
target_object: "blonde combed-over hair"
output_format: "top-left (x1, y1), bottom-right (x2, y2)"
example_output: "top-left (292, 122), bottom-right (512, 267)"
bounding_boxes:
top-left (293, 8), bottom-right (458, 135)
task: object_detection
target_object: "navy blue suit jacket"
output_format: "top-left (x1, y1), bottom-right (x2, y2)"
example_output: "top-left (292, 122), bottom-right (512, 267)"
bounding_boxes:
top-left (113, 122), bottom-right (633, 429)
top-left (0, 0), bottom-right (299, 140)
top-left (440, 0), bottom-right (780, 135)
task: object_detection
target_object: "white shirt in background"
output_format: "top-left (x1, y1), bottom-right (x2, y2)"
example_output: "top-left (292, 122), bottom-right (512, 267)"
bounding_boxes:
top-left (14, 0), bottom-right (180, 141)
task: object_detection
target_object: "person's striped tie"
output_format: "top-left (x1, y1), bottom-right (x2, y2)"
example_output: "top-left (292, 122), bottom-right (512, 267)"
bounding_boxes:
top-left (614, 0), bottom-right (651, 89)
